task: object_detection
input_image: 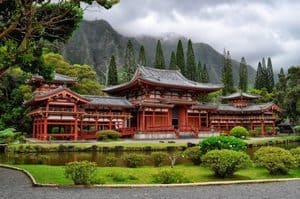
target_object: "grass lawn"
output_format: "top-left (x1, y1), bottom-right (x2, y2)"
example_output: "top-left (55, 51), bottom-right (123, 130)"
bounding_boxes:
top-left (15, 164), bottom-right (300, 185)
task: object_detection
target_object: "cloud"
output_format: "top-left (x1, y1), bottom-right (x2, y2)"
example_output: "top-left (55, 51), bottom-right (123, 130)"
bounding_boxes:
top-left (82, 0), bottom-right (300, 70)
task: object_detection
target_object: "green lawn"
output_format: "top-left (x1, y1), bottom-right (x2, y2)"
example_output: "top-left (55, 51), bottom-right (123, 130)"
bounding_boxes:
top-left (15, 164), bottom-right (300, 185)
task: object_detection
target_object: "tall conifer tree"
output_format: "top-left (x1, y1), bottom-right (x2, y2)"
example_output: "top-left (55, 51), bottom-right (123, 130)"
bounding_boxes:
top-left (186, 39), bottom-right (197, 81)
top-left (169, 51), bottom-right (177, 69)
top-left (107, 55), bottom-right (118, 86)
top-left (138, 45), bottom-right (147, 66)
top-left (202, 64), bottom-right (209, 83)
top-left (222, 50), bottom-right (234, 95)
top-left (196, 61), bottom-right (202, 82)
top-left (123, 40), bottom-right (136, 82)
top-left (274, 68), bottom-right (286, 108)
top-left (239, 57), bottom-right (248, 92)
top-left (255, 62), bottom-right (264, 89)
top-left (266, 57), bottom-right (274, 92)
top-left (176, 40), bottom-right (186, 75)
top-left (154, 40), bottom-right (165, 69)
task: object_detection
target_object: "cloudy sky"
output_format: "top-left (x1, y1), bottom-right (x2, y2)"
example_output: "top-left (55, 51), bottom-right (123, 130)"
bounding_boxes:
top-left (83, 0), bottom-right (300, 70)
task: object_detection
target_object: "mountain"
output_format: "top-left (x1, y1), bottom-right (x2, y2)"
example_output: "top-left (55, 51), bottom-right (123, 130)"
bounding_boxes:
top-left (61, 20), bottom-right (256, 84)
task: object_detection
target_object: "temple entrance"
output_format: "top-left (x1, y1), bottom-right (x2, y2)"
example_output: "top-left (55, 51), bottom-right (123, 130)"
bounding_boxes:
top-left (172, 107), bottom-right (179, 129)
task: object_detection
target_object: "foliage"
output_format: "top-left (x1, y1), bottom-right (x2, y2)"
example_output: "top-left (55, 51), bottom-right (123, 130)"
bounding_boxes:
top-left (169, 51), bottom-right (177, 69)
top-left (239, 57), bottom-right (248, 92)
top-left (199, 135), bottom-right (246, 154)
top-left (107, 55), bottom-right (118, 86)
top-left (274, 68), bottom-right (287, 109)
top-left (65, 161), bottom-right (97, 185)
top-left (202, 149), bottom-right (252, 178)
top-left (222, 50), bottom-right (234, 95)
top-left (0, 128), bottom-right (25, 144)
top-left (249, 88), bottom-right (274, 103)
top-left (176, 40), bottom-right (186, 76)
top-left (154, 40), bottom-right (165, 69)
top-left (123, 154), bottom-right (145, 168)
top-left (266, 57), bottom-right (274, 92)
top-left (186, 39), bottom-right (197, 81)
top-left (290, 147), bottom-right (300, 167)
top-left (104, 156), bottom-right (118, 167)
top-left (151, 152), bottom-right (167, 167)
top-left (123, 40), bottom-right (136, 82)
top-left (183, 146), bottom-right (202, 165)
top-left (138, 45), bottom-right (147, 66)
top-left (230, 126), bottom-right (249, 139)
top-left (254, 147), bottom-right (297, 175)
top-left (152, 169), bottom-right (189, 184)
top-left (96, 130), bottom-right (121, 141)
top-left (201, 64), bottom-right (209, 83)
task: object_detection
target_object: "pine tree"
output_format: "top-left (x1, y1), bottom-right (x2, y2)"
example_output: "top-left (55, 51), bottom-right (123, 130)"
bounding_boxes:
top-left (154, 40), bottom-right (165, 69)
top-left (169, 51), bottom-right (177, 69)
top-left (202, 63), bottom-right (209, 83)
top-left (176, 40), bottom-right (186, 75)
top-left (123, 40), bottom-right (136, 82)
top-left (107, 55), bottom-right (118, 86)
top-left (222, 50), bottom-right (234, 95)
top-left (254, 62), bottom-right (264, 89)
top-left (266, 57), bottom-right (274, 92)
top-left (274, 68), bottom-right (286, 108)
top-left (261, 57), bottom-right (268, 88)
top-left (239, 57), bottom-right (248, 92)
top-left (196, 61), bottom-right (202, 82)
top-left (138, 45), bottom-right (147, 66)
top-left (186, 39), bottom-right (197, 81)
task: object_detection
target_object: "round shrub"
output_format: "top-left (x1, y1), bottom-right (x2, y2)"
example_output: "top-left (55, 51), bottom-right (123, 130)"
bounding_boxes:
top-left (183, 146), bottom-right (202, 165)
top-left (152, 170), bottom-right (189, 184)
top-left (104, 156), bottom-right (118, 167)
top-left (230, 126), bottom-right (249, 139)
top-left (199, 135), bottom-right (246, 154)
top-left (254, 147), bottom-right (297, 175)
top-left (151, 152), bottom-right (167, 167)
top-left (290, 147), bottom-right (300, 167)
top-left (202, 149), bottom-right (252, 178)
top-left (65, 161), bottom-right (97, 185)
top-left (123, 153), bottom-right (145, 168)
top-left (96, 130), bottom-right (121, 141)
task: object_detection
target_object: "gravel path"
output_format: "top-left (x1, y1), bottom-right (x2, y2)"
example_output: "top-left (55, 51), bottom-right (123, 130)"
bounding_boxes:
top-left (0, 167), bottom-right (299, 199)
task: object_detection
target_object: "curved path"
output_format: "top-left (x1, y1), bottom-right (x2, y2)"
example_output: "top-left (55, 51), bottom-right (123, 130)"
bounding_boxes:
top-left (0, 167), bottom-right (299, 199)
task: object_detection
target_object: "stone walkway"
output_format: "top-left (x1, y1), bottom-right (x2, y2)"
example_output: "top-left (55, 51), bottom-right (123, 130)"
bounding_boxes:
top-left (0, 167), bottom-right (300, 199)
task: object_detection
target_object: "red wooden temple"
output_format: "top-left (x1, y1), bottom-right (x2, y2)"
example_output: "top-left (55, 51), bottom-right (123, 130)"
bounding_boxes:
top-left (26, 66), bottom-right (282, 140)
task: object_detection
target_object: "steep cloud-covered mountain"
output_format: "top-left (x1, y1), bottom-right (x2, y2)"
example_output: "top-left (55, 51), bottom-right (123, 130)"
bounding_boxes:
top-left (61, 20), bottom-right (256, 84)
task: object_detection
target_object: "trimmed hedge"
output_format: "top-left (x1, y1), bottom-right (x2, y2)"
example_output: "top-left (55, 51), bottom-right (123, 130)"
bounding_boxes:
top-left (230, 126), bottom-right (249, 139)
top-left (123, 154), bottom-right (145, 168)
top-left (254, 147), bottom-right (297, 175)
top-left (199, 135), bottom-right (246, 154)
top-left (96, 130), bottom-right (121, 141)
top-left (151, 152), bottom-right (167, 167)
top-left (65, 161), bottom-right (97, 185)
top-left (152, 170), bottom-right (189, 184)
top-left (183, 146), bottom-right (202, 165)
top-left (202, 149), bottom-right (252, 178)
top-left (290, 147), bottom-right (300, 167)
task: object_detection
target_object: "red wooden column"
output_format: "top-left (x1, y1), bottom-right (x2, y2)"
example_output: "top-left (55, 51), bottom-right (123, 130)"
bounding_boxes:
top-left (152, 110), bottom-right (155, 129)
top-left (32, 120), bottom-right (36, 138)
top-left (261, 121), bottom-right (265, 136)
top-left (43, 117), bottom-right (48, 140)
top-left (109, 109), bottom-right (112, 130)
top-left (142, 109), bottom-right (145, 131)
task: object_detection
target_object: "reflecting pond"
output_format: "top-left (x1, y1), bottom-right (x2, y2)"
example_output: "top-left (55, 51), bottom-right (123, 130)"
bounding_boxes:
top-left (0, 142), bottom-right (299, 166)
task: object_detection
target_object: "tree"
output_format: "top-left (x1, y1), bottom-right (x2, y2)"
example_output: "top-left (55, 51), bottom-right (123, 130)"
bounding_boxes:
top-left (186, 39), bottom-right (197, 81)
top-left (274, 68), bottom-right (287, 109)
top-left (222, 50), bottom-right (234, 95)
top-left (196, 61), bottom-right (203, 82)
top-left (266, 57), bottom-right (274, 92)
top-left (254, 62), bottom-right (264, 90)
top-left (138, 45), bottom-right (147, 66)
top-left (176, 40), bottom-right (186, 75)
top-left (154, 40), bottom-right (165, 69)
top-left (123, 40), bottom-right (136, 82)
top-left (239, 57), bottom-right (248, 92)
top-left (201, 64), bottom-right (209, 83)
top-left (107, 55), bottom-right (118, 86)
top-left (169, 51), bottom-right (177, 70)
top-left (0, 0), bottom-right (118, 76)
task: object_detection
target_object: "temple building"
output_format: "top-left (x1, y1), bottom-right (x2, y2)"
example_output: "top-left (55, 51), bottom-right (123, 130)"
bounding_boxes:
top-left (25, 66), bottom-right (282, 140)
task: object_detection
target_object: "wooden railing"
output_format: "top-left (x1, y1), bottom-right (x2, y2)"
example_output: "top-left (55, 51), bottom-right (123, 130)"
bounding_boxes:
top-left (145, 126), bottom-right (175, 132)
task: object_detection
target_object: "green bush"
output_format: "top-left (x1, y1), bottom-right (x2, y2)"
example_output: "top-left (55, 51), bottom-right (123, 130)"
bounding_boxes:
top-left (151, 152), bottom-right (167, 167)
top-left (199, 135), bottom-right (246, 154)
top-left (123, 154), bottom-right (145, 168)
top-left (104, 156), bottom-right (118, 167)
top-left (65, 161), bottom-right (97, 185)
top-left (96, 130), bottom-right (121, 141)
top-left (0, 128), bottom-right (24, 144)
top-left (202, 149), bottom-right (252, 178)
top-left (293, 125), bottom-right (300, 133)
top-left (183, 146), bottom-right (202, 165)
top-left (230, 126), bottom-right (249, 139)
top-left (290, 147), bottom-right (300, 167)
top-left (254, 147), bottom-right (297, 175)
top-left (152, 170), bottom-right (190, 184)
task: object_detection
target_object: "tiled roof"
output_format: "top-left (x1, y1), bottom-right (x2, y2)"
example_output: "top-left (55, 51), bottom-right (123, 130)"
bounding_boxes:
top-left (31, 73), bottom-right (76, 83)
top-left (82, 95), bottom-right (133, 108)
top-left (220, 92), bottom-right (260, 100)
top-left (103, 65), bottom-right (223, 92)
